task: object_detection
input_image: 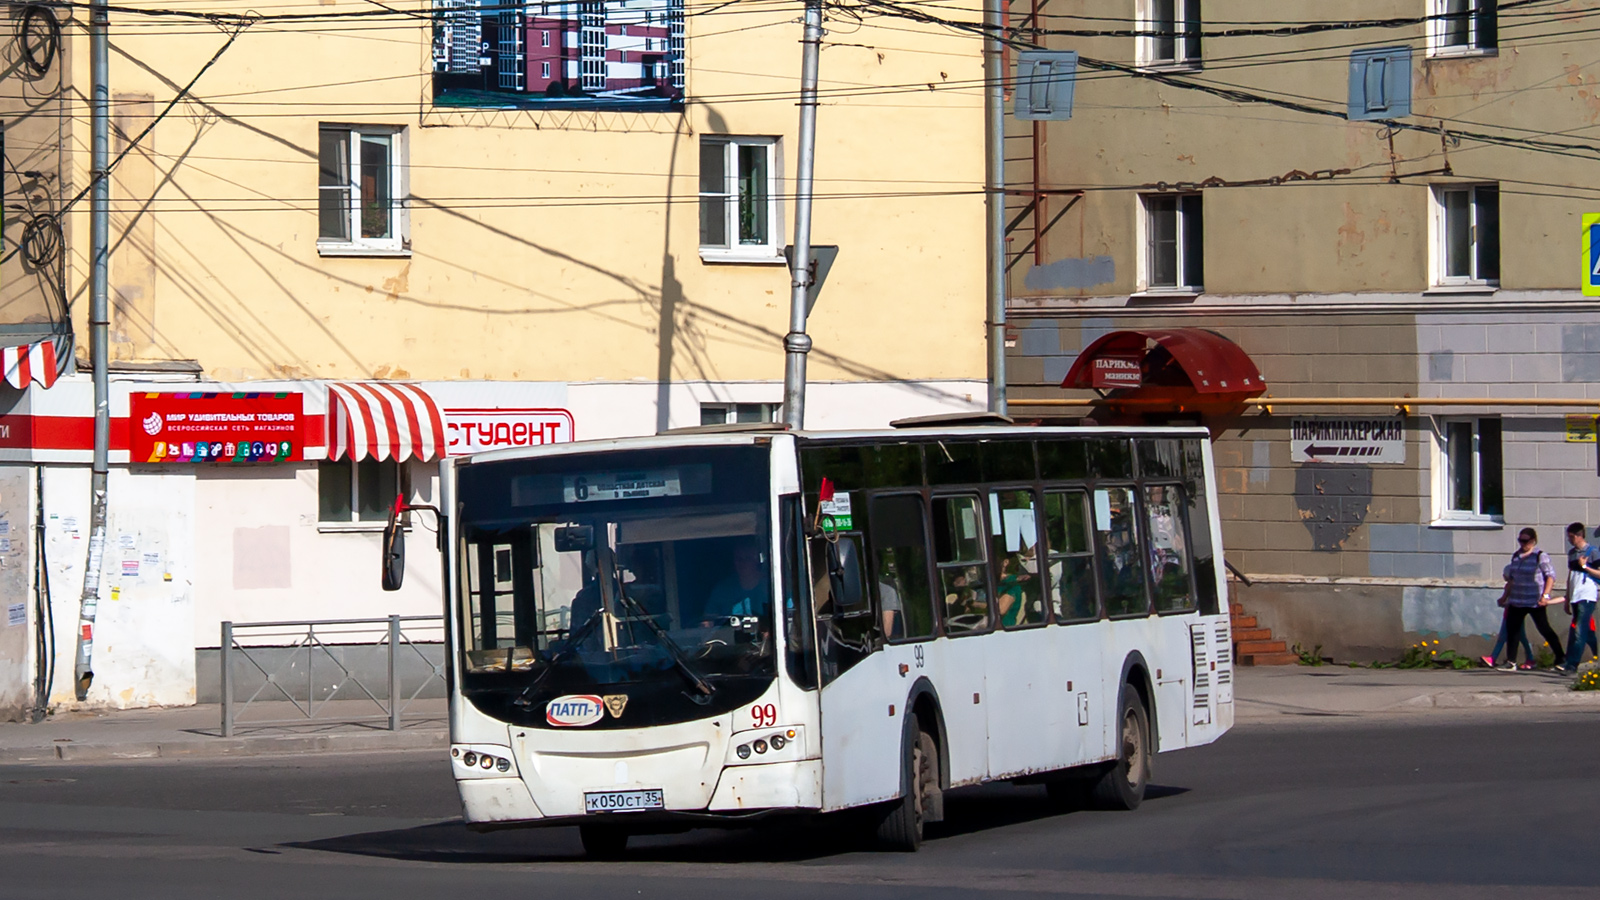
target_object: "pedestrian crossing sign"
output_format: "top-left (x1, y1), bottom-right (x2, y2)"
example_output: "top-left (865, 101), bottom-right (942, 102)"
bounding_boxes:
top-left (1585, 214), bottom-right (1600, 296)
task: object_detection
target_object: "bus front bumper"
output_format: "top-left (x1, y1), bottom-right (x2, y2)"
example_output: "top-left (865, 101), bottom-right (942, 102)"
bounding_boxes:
top-left (457, 758), bottom-right (822, 827)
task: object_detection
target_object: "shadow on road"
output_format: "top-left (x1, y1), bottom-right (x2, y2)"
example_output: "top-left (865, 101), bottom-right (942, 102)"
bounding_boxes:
top-left (284, 781), bottom-right (1191, 864)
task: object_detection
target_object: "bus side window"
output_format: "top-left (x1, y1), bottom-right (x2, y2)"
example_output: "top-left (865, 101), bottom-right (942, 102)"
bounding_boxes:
top-left (1182, 439), bottom-right (1220, 616)
top-left (869, 494), bottom-right (937, 641)
top-left (1044, 491), bottom-right (1098, 621)
top-left (1144, 484), bottom-right (1194, 612)
top-left (1093, 487), bottom-right (1150, 617)
top-left (989, 490), bottom-right (1045, 628)
top-left (933, 495), bottom-right (990, 635)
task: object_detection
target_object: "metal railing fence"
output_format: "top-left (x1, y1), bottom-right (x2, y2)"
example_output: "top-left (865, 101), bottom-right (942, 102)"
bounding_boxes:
top-left (220, 615), bottom-right (445, 737)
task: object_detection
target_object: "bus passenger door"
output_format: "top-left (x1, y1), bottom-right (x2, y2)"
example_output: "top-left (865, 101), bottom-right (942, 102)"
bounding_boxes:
top-left (813, 529), bottom-right (902, 810)
top-left (1037, 490), bottom-right (1107, 768)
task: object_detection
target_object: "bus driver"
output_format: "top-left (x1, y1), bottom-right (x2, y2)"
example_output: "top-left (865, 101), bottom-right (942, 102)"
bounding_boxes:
top-left (702, 540), bottom-right (770, 624)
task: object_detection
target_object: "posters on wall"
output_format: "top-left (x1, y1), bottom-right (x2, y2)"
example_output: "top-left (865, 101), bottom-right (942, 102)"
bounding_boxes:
top-left (432, 0), bottom-right (686, 110)
top-left (1290, 417), bottom-right (1405, 464)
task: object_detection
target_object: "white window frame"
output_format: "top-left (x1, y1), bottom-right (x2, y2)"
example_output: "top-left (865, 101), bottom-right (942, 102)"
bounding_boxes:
top-left (1136, 192), bottom-right (1203, 295)
top-left (1137, 0), bottom-right (1201, 71)
top-left (1431, 416), bottom-right (1505, 527)
top-left (317, 124), bottom-right (409, 257)
top-left (1427, 0), bottom-right (1497, 57)
top-left (541, 60), bottom-right (551, 79)
top-left (698, 136), bottom-right (784, 264)
top-left (1429, 183), bottom-right (1499, 289)
top-left (317, 458), bottom-right (406, 531)
top-left (699, 401), bottom-right (781, 426)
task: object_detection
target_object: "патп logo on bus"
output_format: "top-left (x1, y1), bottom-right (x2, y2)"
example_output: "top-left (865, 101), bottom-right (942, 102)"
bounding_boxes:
top-left (546, 694), bottom-right (605, 727)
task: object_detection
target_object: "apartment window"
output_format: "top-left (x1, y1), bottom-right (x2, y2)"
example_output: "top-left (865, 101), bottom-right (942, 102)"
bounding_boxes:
top-left (541, 61), bottom-right (551, 79)
top-left (1430, 0), bottom-right (1497, 55)
top-left (541, 30), bottom-right (549, 47)
top-left (699, 136), bottom-right (781, 261)
top-left (1432, 184), bottom-right (1499, 287)
top-left (1141, 193), bottom-right (1203, 292)
top-left (1141, 0), bottom-right (1201, 69)
top-left (700, 402), bottom-right (780, 426)
top-left (319, 459), bottom-right (402, 525)
top-left (318, 125), bottom-right (406, 255)
top-left (620, 50), bottom-right (629, 63)
top-left (1436, 418), bottom-right (1503, 522)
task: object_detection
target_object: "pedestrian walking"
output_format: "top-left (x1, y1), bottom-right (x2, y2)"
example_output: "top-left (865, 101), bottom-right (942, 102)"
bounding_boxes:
top-left (1563, 522), bottom-right (1600, 670)
top-left (1499, 527), bottom-right (1566, 670)
top-left (1481, 605), bottom-right (1534, 669)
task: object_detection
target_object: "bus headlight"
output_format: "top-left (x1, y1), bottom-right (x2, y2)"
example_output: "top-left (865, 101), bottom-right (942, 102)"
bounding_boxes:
top-left (462, 751), bottom-right (478, 767)
top-left (752, 739), bottom-right (768, 754)
top-left (770, 734), bottom-right (787, 750)
top-left (736, 744), bottom-right (752, 759)
top-left (497, 757), bottom-right (512, 772)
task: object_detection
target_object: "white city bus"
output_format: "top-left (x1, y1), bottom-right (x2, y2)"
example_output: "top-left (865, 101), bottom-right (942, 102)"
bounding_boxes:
top-left (385, 421), bottom-right (1233, 855)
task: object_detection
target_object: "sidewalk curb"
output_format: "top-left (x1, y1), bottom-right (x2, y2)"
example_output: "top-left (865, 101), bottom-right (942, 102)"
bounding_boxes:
top-left (1, 729), bottom-right (447, 764)
top-left (1396, 690), bottom-right (1600, 709)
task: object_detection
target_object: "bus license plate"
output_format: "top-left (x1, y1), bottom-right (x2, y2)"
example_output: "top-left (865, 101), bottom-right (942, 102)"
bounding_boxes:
top-left (584, 789), bottom-right (665, 813)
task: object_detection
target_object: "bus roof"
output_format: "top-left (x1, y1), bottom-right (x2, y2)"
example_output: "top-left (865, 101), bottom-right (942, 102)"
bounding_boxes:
top-left (454, 423), bottom-right (1210, 467)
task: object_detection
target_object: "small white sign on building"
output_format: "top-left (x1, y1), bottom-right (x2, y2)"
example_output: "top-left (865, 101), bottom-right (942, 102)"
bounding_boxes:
top-left (1291, 417), bottom-right (1405, 464)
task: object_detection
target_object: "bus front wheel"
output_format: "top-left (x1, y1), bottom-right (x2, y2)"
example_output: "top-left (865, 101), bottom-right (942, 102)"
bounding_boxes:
top-left (578, 824), bottom-right (629, 859)
top-left (874, 728), bottom-right (938, 851)
top-left (1090, 688), bottom-right (1150, 811)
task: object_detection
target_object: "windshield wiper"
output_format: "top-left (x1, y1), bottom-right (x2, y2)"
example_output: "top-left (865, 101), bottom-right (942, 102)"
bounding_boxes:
top-left (605, 556), bottom-right (716, 700)
top-left (620, 588), bottom-right (716, 699)
top-left (512, 609), bottom-right (606, 707)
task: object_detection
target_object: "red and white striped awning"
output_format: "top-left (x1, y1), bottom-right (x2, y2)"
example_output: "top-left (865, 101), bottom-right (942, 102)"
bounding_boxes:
top-left (2, 337), bottom-right (64, 389)
top-left (327, 382), bottom-right (446, 462)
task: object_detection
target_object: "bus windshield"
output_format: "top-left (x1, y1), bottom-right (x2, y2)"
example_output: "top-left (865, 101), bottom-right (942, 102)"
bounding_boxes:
top-left (454, 443), bottom-right (776, 727)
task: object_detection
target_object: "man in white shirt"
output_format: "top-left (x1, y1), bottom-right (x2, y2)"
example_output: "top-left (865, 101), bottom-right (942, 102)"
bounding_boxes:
top-left (1562, 522), bottom-right (1600, 671)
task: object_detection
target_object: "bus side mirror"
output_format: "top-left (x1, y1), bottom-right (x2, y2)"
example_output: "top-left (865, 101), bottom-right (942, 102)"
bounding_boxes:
top-left (382, 495), bottom-right (406, 592)
top-left (827, 538), bottom-right (864, 611)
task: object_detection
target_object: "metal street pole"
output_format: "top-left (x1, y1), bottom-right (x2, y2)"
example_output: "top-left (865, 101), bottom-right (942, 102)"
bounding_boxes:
top-left (983, 0), bottom-right (1007, 416)
top-left (781, 0), bottom-right (823, 431)
top-left (74, 2), bottom-right (112, 700)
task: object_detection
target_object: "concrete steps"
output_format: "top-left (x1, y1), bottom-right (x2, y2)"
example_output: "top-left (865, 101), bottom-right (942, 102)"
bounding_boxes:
top-left (1230, 602), bottom-right (1298, 666)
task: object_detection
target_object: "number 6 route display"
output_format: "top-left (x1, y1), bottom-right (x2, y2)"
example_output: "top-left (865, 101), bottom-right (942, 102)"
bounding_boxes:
top-left (425, 423), bottom-right (1234, 858)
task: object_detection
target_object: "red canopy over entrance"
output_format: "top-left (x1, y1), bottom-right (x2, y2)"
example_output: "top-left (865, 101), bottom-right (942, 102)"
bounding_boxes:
top-left (1060, 328), bottom-right (1265, 420)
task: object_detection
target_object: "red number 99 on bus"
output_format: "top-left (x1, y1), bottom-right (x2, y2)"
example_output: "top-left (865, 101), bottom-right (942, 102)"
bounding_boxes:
top-left (750, 703), bottom-right (777, 728)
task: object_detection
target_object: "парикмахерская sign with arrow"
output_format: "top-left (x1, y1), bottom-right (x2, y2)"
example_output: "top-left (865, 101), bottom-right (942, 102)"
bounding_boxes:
top-left (1290, 417), bottom-right (1405, 464)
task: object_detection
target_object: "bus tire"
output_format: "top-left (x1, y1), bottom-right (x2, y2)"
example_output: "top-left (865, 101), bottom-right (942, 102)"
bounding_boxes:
top-left (578, 824), bottom-right (629, 859)
top-left (1090, 688), bottom-right (1150, 811)
top-left (874, 728), bottom-right (937, 851)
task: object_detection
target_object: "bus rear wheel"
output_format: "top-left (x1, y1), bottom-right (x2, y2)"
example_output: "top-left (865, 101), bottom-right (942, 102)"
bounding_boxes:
top-left (578, 824), bottom-right (629, 859)
top-left (1090, 688), bottom-right (1150, 811)
top-left (875, 728), bottom-right (938, 851)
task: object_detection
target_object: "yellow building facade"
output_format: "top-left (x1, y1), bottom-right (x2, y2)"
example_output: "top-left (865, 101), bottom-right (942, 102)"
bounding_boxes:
top-left (0, 1), bottom-right (989, 718)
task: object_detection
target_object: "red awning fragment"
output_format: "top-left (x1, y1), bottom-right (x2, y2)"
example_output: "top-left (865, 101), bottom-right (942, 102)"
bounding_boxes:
top-left (1061, 328), bottom-right (1263, 396)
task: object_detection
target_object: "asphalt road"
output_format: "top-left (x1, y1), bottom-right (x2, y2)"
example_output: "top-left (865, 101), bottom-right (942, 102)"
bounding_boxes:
top-left (3, 709), bottom-right (1595, 899)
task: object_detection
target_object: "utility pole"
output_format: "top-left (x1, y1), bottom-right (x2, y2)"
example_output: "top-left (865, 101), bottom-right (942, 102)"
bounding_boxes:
top-left (74, 2), bottom-right (112, 700)
top-left (983, 0), bottom-right (1007, 416)
top-left (781, 0), bottom-right (823, 430)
